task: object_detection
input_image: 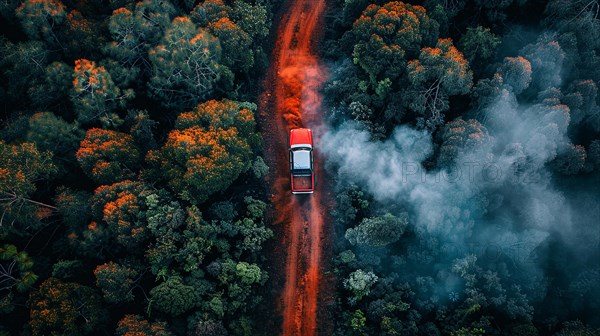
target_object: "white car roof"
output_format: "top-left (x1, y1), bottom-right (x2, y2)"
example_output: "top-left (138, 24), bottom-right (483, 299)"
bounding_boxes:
top-left (292, 149), bottom-right (311, 169)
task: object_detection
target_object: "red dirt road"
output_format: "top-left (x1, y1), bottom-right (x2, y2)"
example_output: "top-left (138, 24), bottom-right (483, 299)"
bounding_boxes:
top-left (258, 0), bottom-right (332, 335)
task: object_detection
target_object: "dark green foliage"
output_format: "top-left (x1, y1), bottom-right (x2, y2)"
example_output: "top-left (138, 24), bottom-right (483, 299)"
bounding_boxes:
top-left (127, 109), bottom-right (158, 152)
top-left (51, 260), bottom-right (84, 281)
top-left (0, 40), bottom-right (49, 107)
top-left (323, 1), bottom-right (600, 335)
top-left (208, 17), bottom-right (254, 73)
top-left (148, 17), bottom-right (224, 109)
top-left (459, 26), bottom-right (500, 66)
top-left (28, 62), bottom-right (73, 109)
top-left (26, 112), bottom-right (84, 174)
top-left (55, 187), bottom-right (92, 232)
top-left (345, 213), bottom-right (408, 247)
top-left (0, 244), bottom-right (38, 293)
top-left (520, 36), bottom-right (566, 90)
top-left (564, 79), bottom-right (600, 128)
top-left (150, 276), bottom-right (197, 316)
top-left (344, 269), bottom-right (378, 303)
top-left (193, 319), bottom-right (228, 336)
top-left (553, 144), bottom-right (587, 175)
top-left (106, 0), bottom-right (178, 70)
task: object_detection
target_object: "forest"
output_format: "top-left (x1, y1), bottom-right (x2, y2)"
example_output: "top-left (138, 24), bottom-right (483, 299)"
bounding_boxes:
top-left (1, 0), bottom-right (599, 335)
top-left (1, 0), bottom-right (280, 335)
top-left (320, 0), bottom-right (600, 335)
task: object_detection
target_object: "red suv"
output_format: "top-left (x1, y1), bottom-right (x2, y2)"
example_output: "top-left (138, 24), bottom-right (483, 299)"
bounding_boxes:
top-left (289, 128), bottom-right (315, 194)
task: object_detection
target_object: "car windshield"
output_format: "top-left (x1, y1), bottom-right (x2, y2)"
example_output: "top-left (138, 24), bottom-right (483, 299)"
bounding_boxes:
top-left (292, 149), bottom-right (311, 171)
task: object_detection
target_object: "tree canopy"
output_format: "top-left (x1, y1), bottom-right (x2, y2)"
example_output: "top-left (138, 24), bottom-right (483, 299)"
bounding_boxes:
top-left (148, 99), bottom-right (259, 204)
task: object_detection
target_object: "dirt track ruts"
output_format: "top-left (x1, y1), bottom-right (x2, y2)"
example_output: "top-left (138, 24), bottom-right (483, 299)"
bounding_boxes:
top-left (257, 0), bottom-right (332, 335)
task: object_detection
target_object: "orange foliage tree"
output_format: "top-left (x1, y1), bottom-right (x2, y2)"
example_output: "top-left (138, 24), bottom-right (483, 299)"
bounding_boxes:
top-left (406, 38), bottom-right (473, 129)
top-left (115, 314), bottom-right (172, 336)
top-left (351, 1), bottom-right (439, 83)
top-left (86, 180), bottom-right (149, 253)
top-left (93, 261), bottom-right (138, 304)
top-left (28, 278), bottom-right (106, 336)
top-left (0, 141), bottom-right (57, 235)
top-left (147, 99), bottom-right (260, 204)
top-left (15, 0), bottom-right (66, 44)
top-left (76, 128), bottom-right (141, 184)
top-left (437, 118), bottom-right (490, 166)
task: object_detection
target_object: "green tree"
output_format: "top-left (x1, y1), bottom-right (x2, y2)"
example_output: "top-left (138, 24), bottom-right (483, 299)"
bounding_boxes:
top-left (28, 61), bottom-right (73, 109)
top-left (553, 144), bottom-right (586, 175)
top-left (128, 109), bottom-right (158, 152)
top-left (61, 10), bottom-right (104, 57)
top-left (588, 140), bottom-right (600, 169)
top-left (350, 309), bottom-right (366, 332)
top-left (344, 269), bottom-right (378, 303)
top-left (71, 59), bottom-right (133, 126)
top-left (28, 278), bottom-right (106, 336)
top-left (26, 112), bottom-right (84, 174)
top-left (0, 244), bottom-right (38, 293)
top-left (564, 79), bottom-right (599, 126)
top-left (345, 212), bottom-right (408, 247)
top-left (94, 261), bottom-right (138, 303)
top-left (145, 200), bottom-right (217, 276)
top-left (458, 26), bottom-right (500, 66)
top-left (473, 0), bottom-right (518, 23)
top-left (51, 260), bottom-right (84, 281)
top-left (148, 99), bottom-right (259, 204)
top-left (234, 218), bottom-right (273, 257)
top-left (471, 73), bottom-right (504, 110)
top-left (351, 1), bottom-right (439, 82)
top-left (545, 0), bottom-right (600, 50)
top-left (76, 128), bottom-right (141, 184)
top-left (194, 319), bottom-right (227, 336)
top-left (150, 276), bottom-right (197, 316)
top-left (232, 0), bottom-right (270, 40)
top-left (521, 37), bottom-right (566, 90)
top-left (555, 320), bottom-right (600, 336)
top-left (0, 0), bottom-right (19, 22)
top-left (406, 38), bottom-right (473, 130)
top-left (217, 259), bottom-right (267, 314)
top-left (148, 16), bottom-right (225, 109)
top-left (106, 0), bottom-right (178, 70)
top-left (55, 187), bottom-right (91, 233)
top-left (0, 40), bottom-right (48, 107)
